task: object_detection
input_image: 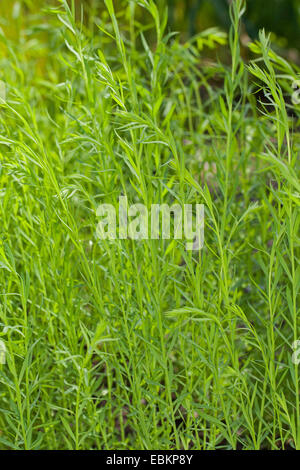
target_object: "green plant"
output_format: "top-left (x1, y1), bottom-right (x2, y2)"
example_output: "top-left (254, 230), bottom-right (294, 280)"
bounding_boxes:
top-left (0, 0), bottom-right (299, 450)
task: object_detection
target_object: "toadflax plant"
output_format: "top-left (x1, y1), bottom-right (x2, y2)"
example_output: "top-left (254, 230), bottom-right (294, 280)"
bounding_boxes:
top-left (0, 0), bottom-right (298, 450)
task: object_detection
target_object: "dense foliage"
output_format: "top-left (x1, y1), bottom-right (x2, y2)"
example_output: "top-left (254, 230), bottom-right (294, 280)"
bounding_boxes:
top-left (0, 0), bottom-right (299, 450)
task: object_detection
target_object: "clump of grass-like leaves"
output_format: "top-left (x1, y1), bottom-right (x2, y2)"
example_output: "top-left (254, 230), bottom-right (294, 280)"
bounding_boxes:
top-left (0, 0), bottom-right (299, 450)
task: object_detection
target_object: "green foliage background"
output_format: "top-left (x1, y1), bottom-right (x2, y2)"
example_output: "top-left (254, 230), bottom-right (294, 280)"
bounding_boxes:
top-left (1, 1), bottom-right (299, 53)
top-left (167, 0), bottom-right (300, 51)
top-left (0, 0), bottom-right (299, 451)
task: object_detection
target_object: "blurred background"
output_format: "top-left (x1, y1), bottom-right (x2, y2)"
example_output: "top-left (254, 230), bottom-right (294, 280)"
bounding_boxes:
top-left (167, 0), bottom-right (300, 52)
top-left (0, 0), bottom-right (299, 61)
